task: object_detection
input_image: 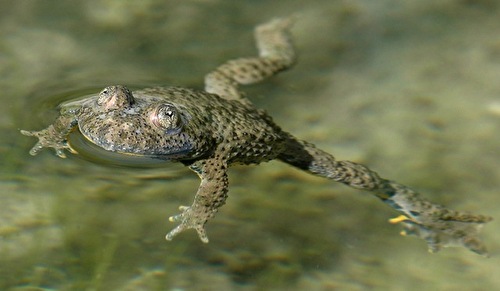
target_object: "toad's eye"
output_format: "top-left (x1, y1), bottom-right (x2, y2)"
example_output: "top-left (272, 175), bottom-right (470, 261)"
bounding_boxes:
top-left (150, 104), bottom-right (183, 133)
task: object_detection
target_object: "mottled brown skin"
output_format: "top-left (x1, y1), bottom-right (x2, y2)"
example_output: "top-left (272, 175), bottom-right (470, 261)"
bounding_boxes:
top-left (22, 18), bottom-right (491, 255)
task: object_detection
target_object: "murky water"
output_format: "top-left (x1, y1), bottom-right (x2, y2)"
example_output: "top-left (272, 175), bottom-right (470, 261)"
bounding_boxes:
top-left (2, 1), bottom-right (499, 290)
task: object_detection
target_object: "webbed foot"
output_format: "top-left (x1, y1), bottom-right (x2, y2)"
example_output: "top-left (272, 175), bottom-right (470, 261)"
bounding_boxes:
top-left (21, 129), bottom-right (73, 158)
top-left (389, 213), bottom-right (492, 257)
top-left (166, 205), bottom-right (210, 243)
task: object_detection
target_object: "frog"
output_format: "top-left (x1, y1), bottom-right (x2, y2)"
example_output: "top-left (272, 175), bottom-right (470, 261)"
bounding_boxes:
top-left (21, 18), bottom-right (492, 256)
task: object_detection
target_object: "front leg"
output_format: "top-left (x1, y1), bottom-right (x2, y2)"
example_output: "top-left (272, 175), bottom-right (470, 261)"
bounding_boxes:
top-left (166, 158), bottom-right (229, 243)
top-left (21, 112), bottom-right (79, 158)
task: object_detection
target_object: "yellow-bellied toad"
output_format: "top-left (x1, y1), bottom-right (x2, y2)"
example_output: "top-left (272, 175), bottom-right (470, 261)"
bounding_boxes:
top-left (21, 18), bottom-right (492, 256)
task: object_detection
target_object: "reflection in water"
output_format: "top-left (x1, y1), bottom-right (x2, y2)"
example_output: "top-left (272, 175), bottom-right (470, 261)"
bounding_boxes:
top-left (68, 130), bottom-right (176, 168)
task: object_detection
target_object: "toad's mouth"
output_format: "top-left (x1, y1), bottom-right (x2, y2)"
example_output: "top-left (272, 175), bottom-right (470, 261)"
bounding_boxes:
top-left (67, 130), bottom-right (189, 168)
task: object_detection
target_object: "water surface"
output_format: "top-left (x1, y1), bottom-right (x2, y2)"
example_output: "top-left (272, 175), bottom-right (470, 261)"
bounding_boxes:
top-left (1, 1), bottom-right (499, 290)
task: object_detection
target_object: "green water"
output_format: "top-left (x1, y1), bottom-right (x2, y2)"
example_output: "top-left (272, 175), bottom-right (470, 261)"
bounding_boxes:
top-left (1, 1), bottom-right (499, 290)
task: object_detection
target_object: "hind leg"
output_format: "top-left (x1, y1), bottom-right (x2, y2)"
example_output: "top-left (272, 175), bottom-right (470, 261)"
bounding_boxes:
top-left (204, 17), bottom-right (296, 102)
top-left (278, 137), bottom-right (492, 256)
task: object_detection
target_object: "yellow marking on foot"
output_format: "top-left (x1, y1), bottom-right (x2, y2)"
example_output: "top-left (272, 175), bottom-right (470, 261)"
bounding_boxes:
top-left (389, 215), bottom-right (410, 224)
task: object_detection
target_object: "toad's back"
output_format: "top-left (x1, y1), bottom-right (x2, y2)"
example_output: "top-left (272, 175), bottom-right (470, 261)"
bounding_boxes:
top-left (129, 87), bottom-right (288, 165)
